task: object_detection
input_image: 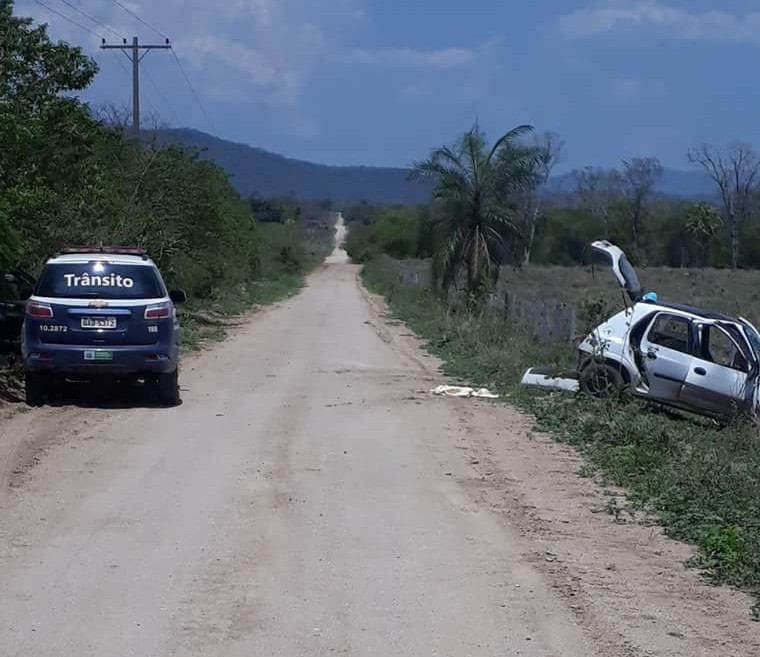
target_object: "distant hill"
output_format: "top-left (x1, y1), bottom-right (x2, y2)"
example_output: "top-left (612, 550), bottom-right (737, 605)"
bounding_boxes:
top-left (153, 129), bottom-right (717, 204)
top-left (152, 129), bottom-right (433, 204)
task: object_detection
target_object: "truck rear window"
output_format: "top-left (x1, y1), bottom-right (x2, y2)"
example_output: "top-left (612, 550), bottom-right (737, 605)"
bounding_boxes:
top-left (36, 263), bottom-right (164, 300)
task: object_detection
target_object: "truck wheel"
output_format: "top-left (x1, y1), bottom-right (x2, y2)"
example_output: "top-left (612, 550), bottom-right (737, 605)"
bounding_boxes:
top-left (25, 371), bottom-right (48, 407)
top-left (579, 363), bottom-right (624, 397)
top-left (156, 369), bottom-right (180, 407)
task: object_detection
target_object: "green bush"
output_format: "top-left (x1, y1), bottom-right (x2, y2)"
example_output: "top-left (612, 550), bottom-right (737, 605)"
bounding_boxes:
top-left (0, 1), bottom-right (264, 302)
top-left (345, 206), bottom-right (425, 262)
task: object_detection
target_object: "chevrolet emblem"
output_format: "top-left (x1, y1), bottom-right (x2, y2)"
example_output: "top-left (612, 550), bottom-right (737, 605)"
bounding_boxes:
top-left (89, 299), bottom-right (108, 308)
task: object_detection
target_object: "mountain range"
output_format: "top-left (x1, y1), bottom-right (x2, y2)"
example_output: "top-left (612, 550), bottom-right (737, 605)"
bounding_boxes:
top-left (153, 129), bottom-right (432, 204)
top-left (153, 129), bottom-right (716, 204)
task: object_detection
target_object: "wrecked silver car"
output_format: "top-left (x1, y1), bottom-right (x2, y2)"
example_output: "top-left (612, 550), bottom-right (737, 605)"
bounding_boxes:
top-left (575, 241), bottom-right (760, 417)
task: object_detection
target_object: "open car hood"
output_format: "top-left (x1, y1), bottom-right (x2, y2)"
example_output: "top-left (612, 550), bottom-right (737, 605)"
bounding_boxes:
top-left (591, 240), bottom-right (643, 302)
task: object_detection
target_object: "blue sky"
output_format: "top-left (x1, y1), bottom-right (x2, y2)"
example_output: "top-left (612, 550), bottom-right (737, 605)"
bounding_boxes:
top-left (14, 0), bottom-right (760, 171)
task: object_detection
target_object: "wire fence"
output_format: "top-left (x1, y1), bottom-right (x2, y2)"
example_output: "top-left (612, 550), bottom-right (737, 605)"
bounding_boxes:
top-left (379, 257), bottom-right (580, 342)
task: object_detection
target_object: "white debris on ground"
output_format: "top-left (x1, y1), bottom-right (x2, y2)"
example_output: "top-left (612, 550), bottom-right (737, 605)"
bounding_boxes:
top-left (430, 385), bottom-right (500, 399)
top-left (520, 368), bottom-right (580, 393)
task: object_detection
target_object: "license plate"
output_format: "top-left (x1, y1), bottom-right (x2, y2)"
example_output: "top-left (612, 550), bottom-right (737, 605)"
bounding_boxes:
top-left (81, 316), bottom-right (117, 329)
top-left (84, 350), bottom-right (113, 361)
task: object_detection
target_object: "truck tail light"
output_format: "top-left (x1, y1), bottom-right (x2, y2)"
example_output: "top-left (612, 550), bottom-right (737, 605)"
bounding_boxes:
top-left (144, 302), bottom-right (172, 320)
top-left (27, 301), bottom-right (53, 319)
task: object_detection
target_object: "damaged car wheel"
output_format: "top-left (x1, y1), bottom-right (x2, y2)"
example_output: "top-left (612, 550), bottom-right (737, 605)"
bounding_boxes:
top-left (579, 363), bottom-right (624, 397)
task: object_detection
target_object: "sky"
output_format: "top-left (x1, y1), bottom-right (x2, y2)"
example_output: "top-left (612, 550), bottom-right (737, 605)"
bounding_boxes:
top-left (13, 0), bottom-right (760, 172)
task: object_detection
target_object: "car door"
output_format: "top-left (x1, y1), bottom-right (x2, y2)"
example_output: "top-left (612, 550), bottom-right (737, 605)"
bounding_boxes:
top-left (682, 324), bottom-right (752, 415)
top-left (639, 313), bottom-right (694, 403)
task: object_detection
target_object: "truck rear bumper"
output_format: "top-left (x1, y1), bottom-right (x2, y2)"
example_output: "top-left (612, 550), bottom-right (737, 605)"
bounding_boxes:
top-left (23, 342), bottom-right (178, 376)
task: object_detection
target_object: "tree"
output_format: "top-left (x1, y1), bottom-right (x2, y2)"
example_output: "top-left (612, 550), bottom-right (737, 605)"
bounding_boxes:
top-left (249, 196), bottom-right (285, 223)
top-left (93, 102), bottom-right (168, 132)
top-left (0, 1), bottom-right (261, 297)
top-left (621, 157), bottom-right (663, 253)
top-left (0, 0), bottom-right (103, 264)
top-left (412, 124), bottom-right (535, 297)
top-left (518, 131), bottom-right (564, 266)
top-left (0, 0), bottom-right (97, 112)
top-left (684, 202), bottom-right (721, 266)
top-left (573, 167), bottom-right (623, 236)
top-left (688, 143), bottom-right (760, 269)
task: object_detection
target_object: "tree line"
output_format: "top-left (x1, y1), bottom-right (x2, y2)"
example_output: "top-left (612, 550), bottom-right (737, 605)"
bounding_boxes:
top-left (345, 124), bottom-right (760, 299)
top-left (0, 0), bottom-right (325, 305)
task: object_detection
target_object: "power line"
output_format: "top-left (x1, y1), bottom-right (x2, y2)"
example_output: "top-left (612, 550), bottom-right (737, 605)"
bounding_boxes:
top-left (110, 53), bottom-right (162, 123)
top-left (56, 0), bottom-right (124, 40)
top-left (32, 0), bottom-right (104, 39)
top-left (38, 0), bottom-right (211, 136)
top-left (107, 0), bottom-right (168, 40)
top-left (101, 37), bottom-right (172, 134)
top-left (171, 50), bottom-right (216, 135)
top-left (142, 63), bottom-right (181, 127)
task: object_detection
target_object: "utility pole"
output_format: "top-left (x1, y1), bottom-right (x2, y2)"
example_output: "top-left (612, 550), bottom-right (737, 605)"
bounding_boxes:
top-left (100, 37), bottom-right (172, 135)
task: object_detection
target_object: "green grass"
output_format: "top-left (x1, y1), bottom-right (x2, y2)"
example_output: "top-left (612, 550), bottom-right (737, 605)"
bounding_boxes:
top-left (363, 257), bottom-right (760, 617)
top-left (180, 275), bottom-right (308, 352)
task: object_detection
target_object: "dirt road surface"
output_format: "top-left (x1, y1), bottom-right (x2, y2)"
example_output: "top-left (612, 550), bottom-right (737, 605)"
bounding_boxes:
top-left (1, 216), bottom-right (758, 657)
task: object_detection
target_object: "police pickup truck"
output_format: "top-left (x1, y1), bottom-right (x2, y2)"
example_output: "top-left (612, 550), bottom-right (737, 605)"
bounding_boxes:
top-left (22, 247), bottom-right (186, 406)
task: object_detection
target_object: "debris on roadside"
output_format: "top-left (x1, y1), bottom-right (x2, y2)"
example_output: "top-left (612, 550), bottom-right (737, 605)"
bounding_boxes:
top-left (520, 367), bottom-right (580, 393)
top-left (430, 385), bottom-right (499, 399)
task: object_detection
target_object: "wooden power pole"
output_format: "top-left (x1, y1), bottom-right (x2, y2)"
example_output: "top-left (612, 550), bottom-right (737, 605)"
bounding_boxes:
top-left (100, 37), bottom-right (172, 135)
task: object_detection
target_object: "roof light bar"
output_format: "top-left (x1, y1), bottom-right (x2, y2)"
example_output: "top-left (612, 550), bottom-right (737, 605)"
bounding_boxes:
top-left (58, 246), bottom-right (147, 258)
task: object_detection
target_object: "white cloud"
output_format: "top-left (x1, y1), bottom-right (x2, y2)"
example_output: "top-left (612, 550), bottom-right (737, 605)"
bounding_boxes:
top-left (351, 47), bottom-right (475, 70)
top-left (559, 2), bottom-right (760, 44)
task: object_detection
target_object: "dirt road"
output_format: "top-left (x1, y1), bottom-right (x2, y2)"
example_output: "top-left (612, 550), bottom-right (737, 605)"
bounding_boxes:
top-left (1, 218), bottom-right (758, 657)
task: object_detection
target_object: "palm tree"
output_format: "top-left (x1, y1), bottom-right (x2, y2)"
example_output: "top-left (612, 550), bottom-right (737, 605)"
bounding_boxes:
top-left (412, 124), bottom-right (536, 297)
top-left (684, 201), bottom-right (721, 266)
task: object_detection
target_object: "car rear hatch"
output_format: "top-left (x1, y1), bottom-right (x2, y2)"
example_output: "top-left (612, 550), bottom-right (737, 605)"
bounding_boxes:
top-left (590, 240), bottom-right (643, 302)
top-left (33, 261), bottom-right (168, 346)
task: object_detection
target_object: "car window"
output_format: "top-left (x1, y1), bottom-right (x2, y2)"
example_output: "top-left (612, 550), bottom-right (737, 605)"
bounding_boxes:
top-left (648, 314), bottom-right (690, 353)
top-left (704, 326), bottom-right (747, 372)
top-left (36, 263), bottom-right (164, 300)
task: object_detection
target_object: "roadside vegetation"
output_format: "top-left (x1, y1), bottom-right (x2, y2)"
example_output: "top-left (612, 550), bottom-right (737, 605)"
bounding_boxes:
top-left (0, 1), bottom-right (333, 388)
top-left (354, 123), bottom-right (760, 614)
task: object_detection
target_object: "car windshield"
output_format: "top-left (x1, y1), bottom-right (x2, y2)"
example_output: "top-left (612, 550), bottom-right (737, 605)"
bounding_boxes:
top-left (36, 263), bottom-right (164, 300)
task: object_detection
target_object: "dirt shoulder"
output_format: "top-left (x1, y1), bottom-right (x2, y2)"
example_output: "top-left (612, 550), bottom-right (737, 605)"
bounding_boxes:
top-left (363, 283), bottom-right (760, 657)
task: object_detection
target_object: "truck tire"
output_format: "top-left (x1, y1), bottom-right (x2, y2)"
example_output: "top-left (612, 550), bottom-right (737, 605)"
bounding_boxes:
top-left (156, 369), bottom-right (180, 407)
top-left (579, 362), bottom-right (624, 397)
top-left (25, 371), bottom-right (48, 407)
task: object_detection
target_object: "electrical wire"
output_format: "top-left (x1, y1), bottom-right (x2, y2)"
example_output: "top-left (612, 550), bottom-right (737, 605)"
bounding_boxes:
top-left (43, 0), bottom-right (210, 134)
top-left (109, 53), bottom-right (162, 127)
top-left (56, 0), bottom-right (124, 40)
top-left (32, 0), bottom-right (104, 39)
top-left (106, 0), bottom-right (169, 40)
top-left (109, 53), bottom-right (137, 119)
top-left (171, 50), bottom-right (216, 135)
top-left (143, 63), bottom-right (181, 127)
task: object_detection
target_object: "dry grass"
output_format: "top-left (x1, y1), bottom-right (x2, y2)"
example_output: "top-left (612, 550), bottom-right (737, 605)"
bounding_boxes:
top-left (500, 266), bottom-right (760, 324)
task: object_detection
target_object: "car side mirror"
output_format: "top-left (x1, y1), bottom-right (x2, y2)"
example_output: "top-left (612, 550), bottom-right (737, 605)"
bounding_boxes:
top-left (169, 290), bottom-right (187, 304)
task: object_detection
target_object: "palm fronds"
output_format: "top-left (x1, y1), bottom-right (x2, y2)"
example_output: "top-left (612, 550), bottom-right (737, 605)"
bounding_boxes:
top-left (412, 123), bottom-right (536, 298)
